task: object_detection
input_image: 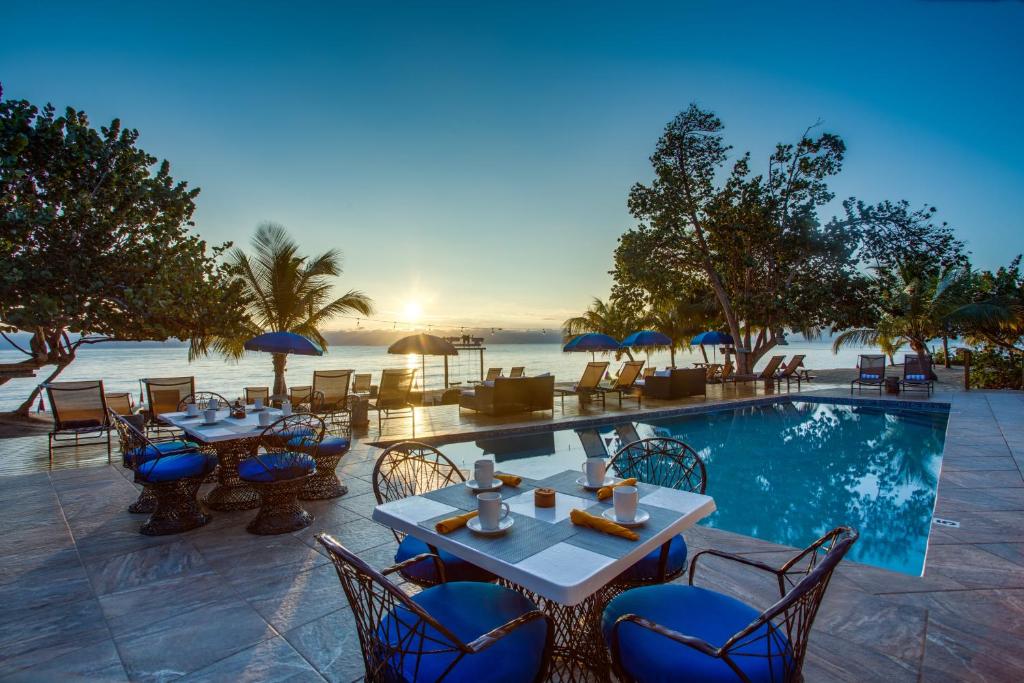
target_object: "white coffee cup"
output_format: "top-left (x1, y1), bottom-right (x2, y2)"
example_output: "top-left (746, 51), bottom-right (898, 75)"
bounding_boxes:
top-left (258, 411), bottom-right (272, 427)
top-left (281, 400), bottom-right (292, 417)
top-left (473, 459), bottom-right (495, 485)
top-left (207, 397), bottom-right (219, 411)
top-left (582, 457), bottom-right (606, 487)
top-left (254, 398), bottom-right (263, 410)
top-left (477, 492), bottom-right (510, 531)
top-left (203, 408), bottom-right (218, 424)
top-left (186, 404), bottom-right (199, 417)
top-left (613, 485), bottom-right (639, 523)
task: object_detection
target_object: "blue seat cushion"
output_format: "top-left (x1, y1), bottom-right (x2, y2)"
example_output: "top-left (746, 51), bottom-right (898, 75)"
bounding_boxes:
top-left (395, 535), bottom-right (495, 584)
top-left (603, 585), bottom-right (793, 683)
top-left (136, 452), bottom-right (216, 484)
top-left (906, 374), bottom-right (928, 381)
top-left (287, 435), bottom-right (350, 456)
top-left (618, 534), bottom-right (687, 583)
top-left (378, 582), bottom-right (547, 683)
top-left (125, 440), bottom-right (199, 467)
top-left (237, 452), bottom-right (316, 483)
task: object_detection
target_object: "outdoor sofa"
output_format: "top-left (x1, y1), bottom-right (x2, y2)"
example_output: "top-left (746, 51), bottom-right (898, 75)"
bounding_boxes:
top-left (459, 375), bottom-right (555, 416)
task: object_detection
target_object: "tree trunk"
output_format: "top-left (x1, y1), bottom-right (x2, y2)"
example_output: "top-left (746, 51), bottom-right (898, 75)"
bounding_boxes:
top-left (272, 353), bottom-right (288, 396)
top-left (670, 346), bottom-right (676, 368)
top-left (16, 361), bottom-right (71, 416)
top-left (942, 335), bottom-right (951, 368)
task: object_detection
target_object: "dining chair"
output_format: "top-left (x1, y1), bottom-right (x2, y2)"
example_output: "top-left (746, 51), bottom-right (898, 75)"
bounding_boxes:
top-left (244, 386), bottom-right (270, 404)
top-left (177, 391), bottom-right (231, 412)
top-left (108, 410), bottom-right (217, 535)
top-left (603, 527), bottom-right (859, 683)
top-left (292, 416), bottom-right (351, 501)
top-left (141, 376), bottom-right (195, 434)
top-left (44, 380), bottom-right (112, 462)
top-left (372, 441), bottom-right (495, 586)
top-left (238, 414), bottom-right (322, 534)
top-left (109, 408), bottom-right (199, 514)
top-left (317, 533), bottom-right (554, 683)
top-left (607, 437), bottom-right (707, 592)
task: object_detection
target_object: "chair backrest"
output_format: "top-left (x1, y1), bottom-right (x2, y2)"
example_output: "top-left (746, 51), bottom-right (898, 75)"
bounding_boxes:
top-left (108, 409), bottom-right (196, 471)
top-left (613, 361), bottom-right (645, 389)
top-left (577, 362), bottom-right (610, 390)
top-left (716, 527), bottom-right (859, 680)
top-left (485, 367), bottom-right (502, 381)
top-left (178, 392), bottom-right (230, 411)
top-left (904, 354), bottom-right (932, 379)
top-left (759, 355), bottom-right (786, 379)
top-left (352, 373), bottom-right (372, 393)
top-left (372, 441), bottom-right (465, 505)
top-left (316, 533), bottom-right (477, 681)
top-left (377, 368), bottom-right (416, 406)
top-left (779, 354), bottom-right (806, 378)
top-left (250, 413), bottom-right (326, 478)
top-left (104, 392), bottom-right (134, 415)
top-left (509, 366), bottom-right (525, 378)
top-left (289, 385), bottom-right (313, 406)
top-left (704, 364), bottom-right (722, 382)
top-left (642, 367), bottom-right (656, 378)
top-left (858, 354), bottom-right (886, 379)
top-left (244, 386), bottom-right (269, 404)
top-left (313, 369), bottom-right (354, 409)
top-left (576, 429), bottom-right (608, 458)
top-left (46, 380), bottom-right (109, 430)
top-left (720, 362), bottom-right (734, 382)
top-left (610, 437), bottom-right (707, 493)
top-left (143, 377), bottom-right (196, 417)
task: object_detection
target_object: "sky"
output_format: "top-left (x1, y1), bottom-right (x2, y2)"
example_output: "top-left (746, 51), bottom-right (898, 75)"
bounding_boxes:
top-left (4, 1), bottom-right (1023, 332)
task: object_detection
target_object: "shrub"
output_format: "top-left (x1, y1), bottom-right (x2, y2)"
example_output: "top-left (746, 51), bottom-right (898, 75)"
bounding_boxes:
top-left (968, 347), bottom-right (1023, 390)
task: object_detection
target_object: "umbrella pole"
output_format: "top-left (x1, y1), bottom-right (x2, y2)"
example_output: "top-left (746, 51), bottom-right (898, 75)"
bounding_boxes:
top-left (444, 356), bottom-right (449, 388)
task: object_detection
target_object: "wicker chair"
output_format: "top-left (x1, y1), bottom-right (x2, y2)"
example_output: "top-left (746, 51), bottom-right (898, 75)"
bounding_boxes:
top-left (604, 527), bottom-right (859, 683)
top-left (317, 534), bottom-right (553, 683)
top-left (109, 408), bottom-right (198, 514)
top-left (238, 414), bottom-right (322, 534)
top-left (178, 392), bottom-right (231, 412)
top-left (44, 380), bottom-right (112, 462)
top-left (244, 386), bottom-right (270, 405)
top-left (368, 368), bottom-right (417, 435)
top-left (142, 376), bottom-right (195, 433)
top-left (372, 441), bottom-right (495, 586)
top-left (109, 410), bottom-right (216, 535)
top-left (608, 437), bottom-right (707, 592)
top-left (294, 411), bottom-right (352, 501)
top-left (851, 354), bottom-right (886, 393)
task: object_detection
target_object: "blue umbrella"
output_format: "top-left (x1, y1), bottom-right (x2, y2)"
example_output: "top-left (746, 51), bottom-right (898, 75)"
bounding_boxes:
top-left (244, 331), bottom-right (324, 356)
top-left (620, 330), bottom-right (672, 348)
top-left (690, 330), bottom-right (734, 363)
top-left (563, 333), bottom-right (621, 361)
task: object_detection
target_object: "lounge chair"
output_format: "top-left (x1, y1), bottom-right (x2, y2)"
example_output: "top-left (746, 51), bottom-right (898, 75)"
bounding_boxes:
top-left (105, 392), bottom-right (135, 415)
top-left (45, 380), bottom-right (112, 462)
top-left (774, 353), bottom-right (807, 390)
top-left (288, 385), bottom-right (313, 409)
top-left (472, 367), bottom-right (503, 385)
top-left (596, 360), bottom-right (645, 407)
top-left (368, 368), bottom-right (417, 435)
top-left (141, 376), bottom-right (195, 433)
top-left (244, 386), bottom-right (269, 405)
top-left (851, 354), bottom-right (886, 393)
top-left (575, 428), bottom-right (609, 457)
top-left (509, 366), bottom-right (525, 378)
top-left (703, 363), bottom-right (722, 382)
top-left (554, 361), bottom-right (610, 409)
top-left (727, 355), bottom-right (785, 384)
top-left (311, 369), bottom-right (354, 413)
top-left (718, 362), bottom-right (734, 383)
top-left (642, 367), bottom-right (656, 378)
top-left (901, 354), bottom-right (935, 395)
top-left (352, 373), bottom-right (374, 396)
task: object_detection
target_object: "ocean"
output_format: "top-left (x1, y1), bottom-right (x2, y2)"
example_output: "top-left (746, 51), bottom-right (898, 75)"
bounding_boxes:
top-left (0, 340), bottom-right (888, 412)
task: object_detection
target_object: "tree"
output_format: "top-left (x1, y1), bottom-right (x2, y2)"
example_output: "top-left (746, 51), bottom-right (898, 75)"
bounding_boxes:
top-left (563, 297), bottom-right (640, 361)
top-left (645, 295), bottom-right (719, 367)
top-left (194, 223), bottom-right (374, 395)
top-left (962, 256), bottom-right (1024, 356)
top-left (0, 91), bottom-right (247, 415)
top-left (617, 104), bottom-right (873, 373)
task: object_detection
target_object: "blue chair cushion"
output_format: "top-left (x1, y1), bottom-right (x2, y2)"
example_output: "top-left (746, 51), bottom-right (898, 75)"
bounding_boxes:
top-left (618, 534), bottom-right (687, 583)
top-left (237, 452), bottom-right (316, 483)
top-left (395, 535), bottom-right (495, 584)
top-left (906, 374), bottom-right (928, 381)
top-left (125, 440), bottom-right (199, 467)
top-left (603, 584), bottom-right (793, 683)
top-left (136, 452), bottom-right (217, 484)
top-left (287, 435), bottom-right (350, 456)
top-left (860, 373), bottom-right (880, 380)
top-left (378, 582), bottom-right (547, 683)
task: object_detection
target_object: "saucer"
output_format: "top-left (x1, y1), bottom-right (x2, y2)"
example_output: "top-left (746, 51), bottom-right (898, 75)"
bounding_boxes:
top-left (467, 516), bottom-right (514, 535)
top-left (466, 478), bottom-right (502, 492)
top-left (576, 475), bottom-right (617, 491)
top-left (601, 507), bottom-right (650, 527)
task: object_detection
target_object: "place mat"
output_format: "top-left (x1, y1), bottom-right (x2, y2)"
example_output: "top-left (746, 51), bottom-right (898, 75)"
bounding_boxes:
top-left (558, 502), bottom-right (682, 560)
top-left (417, 511), bottom-right (576, 564)
top-left (533, 469), bottom-right (659, 501)
top-left (421, 478), bottom-right (538, 511)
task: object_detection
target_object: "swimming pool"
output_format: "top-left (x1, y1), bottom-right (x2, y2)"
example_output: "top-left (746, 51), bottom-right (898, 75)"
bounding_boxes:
top-left (435, 399), bottom-right (949, 576)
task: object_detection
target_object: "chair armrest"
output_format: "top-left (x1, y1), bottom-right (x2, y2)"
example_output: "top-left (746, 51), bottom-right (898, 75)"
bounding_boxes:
top-left (688, 549), bottom-right (782, 586)
top-left (465, 609), bottom-right (552, 653)
top-left (611, 614), bottom-right (719, 658)
top-left (381, 552), bottom-right (447, 583)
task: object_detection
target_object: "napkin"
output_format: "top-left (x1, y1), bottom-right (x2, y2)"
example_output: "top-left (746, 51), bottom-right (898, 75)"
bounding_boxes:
top-left (435, 510), bottom-right (478, 534)
top-left (495, 473), bottom-right (522, 487)
top-left (596, 477), bottom-right (637, 501)
top-left (569, 509), bottom-right (638, 541)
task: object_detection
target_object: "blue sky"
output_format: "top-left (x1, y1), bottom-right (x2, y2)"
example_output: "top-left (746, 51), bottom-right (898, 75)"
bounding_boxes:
top-left (4, 1), bottom-right (1023, 330)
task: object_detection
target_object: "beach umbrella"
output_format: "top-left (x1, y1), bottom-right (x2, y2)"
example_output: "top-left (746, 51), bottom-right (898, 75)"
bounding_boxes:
top-left (620, 330), bottom-right (673, 368)
top-left (690, 330), bottom-right (734, 363)
top-left (387, 333), bottom-right (458, 389)
top-left (243, 331), bottom-right (324, 395)
top-left (563, 333), bottom-right (621, 361)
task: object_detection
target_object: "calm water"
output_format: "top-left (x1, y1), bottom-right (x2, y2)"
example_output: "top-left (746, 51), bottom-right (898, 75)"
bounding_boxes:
top-left (2, 340), bottom-right (879, 412)
top-left (439, 400), bottom-right (948, 576)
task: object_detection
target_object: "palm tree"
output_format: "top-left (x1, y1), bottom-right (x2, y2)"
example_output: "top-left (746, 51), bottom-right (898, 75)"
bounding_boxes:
top-left (563, 297), bottom-right (638, 360)
top-left (195, 223), bottom-right (373, 395)
top-left (645, 297), bottom-right (717, 367)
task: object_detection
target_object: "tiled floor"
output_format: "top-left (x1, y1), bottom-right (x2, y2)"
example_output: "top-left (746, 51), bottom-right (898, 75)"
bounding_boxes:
top-left (1, 378), bottom-right (1022, 681)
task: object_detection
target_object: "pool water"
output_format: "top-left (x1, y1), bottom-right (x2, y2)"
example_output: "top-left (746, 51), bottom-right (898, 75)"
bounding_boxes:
top-left (438, 400), bottom-right (948, 576)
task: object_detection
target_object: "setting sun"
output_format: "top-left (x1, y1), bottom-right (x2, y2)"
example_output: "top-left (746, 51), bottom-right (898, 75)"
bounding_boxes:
top-left (403, 300), bottom-right (423, 322)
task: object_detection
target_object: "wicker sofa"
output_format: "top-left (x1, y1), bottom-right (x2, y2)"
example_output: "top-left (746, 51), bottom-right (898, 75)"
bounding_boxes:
top-left (640, 368), bottom-right (706, 400)
top-left (458, 375), bottom-right (555, 416)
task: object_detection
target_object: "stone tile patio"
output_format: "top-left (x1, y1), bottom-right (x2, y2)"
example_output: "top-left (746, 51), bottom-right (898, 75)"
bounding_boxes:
top-left (1, 381), bottom-right (1022, 681)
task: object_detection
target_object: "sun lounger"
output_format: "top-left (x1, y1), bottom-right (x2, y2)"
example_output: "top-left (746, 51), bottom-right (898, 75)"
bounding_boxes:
top-left (596, 360), bottom-right (645, 407)
top-left (851, 354), bottom-right (886, 393)
top-left (703, 363), bottom-right (722, 382)
top-left (45, 380), bottom-right (112, 461)
top-left (900, 354), bottom-right (934, 395)
top-left (727, 355), bottom-right (785, 384)
top-left (472, 368), bottom-right (504, 385)
top-left (774, 354), bottom-right (807, 390)
top-left (368, 368), bottom-right (417, 435)
top-left (555, 361), bottom-right (610, 409)
top-left (575, 428), bottom-right (609, 457)
top-left (509, 366), bottom-right (525, 378)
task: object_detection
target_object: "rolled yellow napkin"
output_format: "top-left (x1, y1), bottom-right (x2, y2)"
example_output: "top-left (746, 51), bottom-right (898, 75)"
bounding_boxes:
top-left (596, 477), bottom-right (637, 501)
top-left (569, 508), bottom-right (638, 541)
top-left (495, 473), bottom-right (522, 487)
top-left (435, 510), bottom-right (478, 534)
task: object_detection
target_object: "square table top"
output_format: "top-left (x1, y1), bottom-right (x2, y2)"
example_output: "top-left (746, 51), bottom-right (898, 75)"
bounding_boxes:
top-left (158, 407), bottom-right (284, 443)
top-left (372, 469), bottom-right (716, 605)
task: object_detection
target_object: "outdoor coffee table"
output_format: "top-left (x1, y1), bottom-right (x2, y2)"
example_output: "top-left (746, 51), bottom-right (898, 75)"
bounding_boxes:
top-left (372, 469), bottom-right (716, 681)
top-left (159, 407), bottom-right (284, 511)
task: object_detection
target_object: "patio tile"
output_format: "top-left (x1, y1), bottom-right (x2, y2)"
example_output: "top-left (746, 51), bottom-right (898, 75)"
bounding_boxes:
top-left (0, 634), bottom-right (127, 682)
top-left (802, 631), bottom-right (920, 682)
top-left (925, 510), bottom-right (1024, 544)
top-left (294, 513), bottom-right (395, 555)
top-left (940, 456), bottom-right (1019, 472)
top-left (98, 570), bottom-right (230, 638)
top-left (933, 485), bottom-right (1024, 513)
top-left (0, 561), bottom-right (95, 611)
top-left (179, 636), bottom-right (324, 682)
top-left (0, 596), bottom-right (112, 664)
top-left (194, 532), bottom-right (330, 584)
top-left (940, 469), bottom-right (1024, 489)
top-left (83, 539), bottom-right (211, 596)
top-left (282, 607), bottom-right (365, 683)
top-left (229, 562), bottom-right (349, 632)
top-left (334, 490), bottom-right (378, 518)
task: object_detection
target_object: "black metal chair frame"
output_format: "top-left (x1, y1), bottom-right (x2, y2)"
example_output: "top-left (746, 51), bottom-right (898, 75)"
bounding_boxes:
top-left (368, 369), bottom-right (417, 437)
top-left (316, 533), bottom-right (554, 683)
top-left (850, 354), bottom-right (886, 394)
top-left (900, 353), bottom-right (935, 395)
top-left (108, 409), bottom-right (212, 535)
top-left (608, 526), bottom-right (859, 683)
top-left (241, 413), bottom-right (324, 535)
top-left (607, 437), bottom-right (707, 590)
top-left (45, 381), bottom-right (113, 463)
top-left (141, 376), bottom-right (195, 435)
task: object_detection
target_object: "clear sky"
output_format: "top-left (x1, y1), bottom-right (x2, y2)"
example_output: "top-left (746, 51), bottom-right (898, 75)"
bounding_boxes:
top-left (4, 1), bottom-right (1023, 331)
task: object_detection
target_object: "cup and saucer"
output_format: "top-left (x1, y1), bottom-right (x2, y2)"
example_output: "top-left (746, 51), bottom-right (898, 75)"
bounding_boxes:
top-left (601, 485), bottom-right (648, 527)
top-left (466, 459), bottom-right (502, 492)
top-left (468, 492), bottom-right (514, 536)
top-left (601, 507), bottom-right (650, 528)
top-left (577, 457), bottom-right (615, 490)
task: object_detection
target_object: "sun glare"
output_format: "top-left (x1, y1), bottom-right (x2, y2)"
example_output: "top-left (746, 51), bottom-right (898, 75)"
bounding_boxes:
top-left (403, 301), bottom-right (423, 322)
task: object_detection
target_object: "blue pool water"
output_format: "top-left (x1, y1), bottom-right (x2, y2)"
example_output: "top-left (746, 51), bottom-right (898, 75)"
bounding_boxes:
top-left (438, 399), bottom-right (949, 576)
